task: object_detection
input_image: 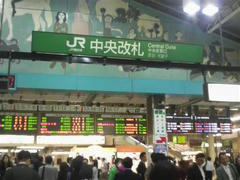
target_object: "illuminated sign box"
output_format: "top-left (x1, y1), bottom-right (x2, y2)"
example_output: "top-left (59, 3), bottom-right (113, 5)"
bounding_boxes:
top-left (32, 31), bottom-right (203, 63)
top-left (205, 83), bottom-right (240, 102)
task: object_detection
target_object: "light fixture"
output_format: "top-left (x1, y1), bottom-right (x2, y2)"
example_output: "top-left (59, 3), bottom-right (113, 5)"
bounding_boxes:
top-left (202, 4), bottom-right (219, 16)
top-left (183, 0), bottom-right (200, 15)
top-left (202, 0), bottom-right (219, 17)
top-left (205, 83), bottom-right (240, 102)
top-left (17, 146), bottom-right (45, 150)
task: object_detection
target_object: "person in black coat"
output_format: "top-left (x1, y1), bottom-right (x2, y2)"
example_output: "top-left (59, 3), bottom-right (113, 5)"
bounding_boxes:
top-left (114, 157), bottom-right (141, 180)
top-left (235, 156), bottom-right (240, 175)
top-left (3, 150), bottom-right (40, 180)
top-left (187, 153), bottom-right (207, 180)
top-left (136, 152), bottom-right (147, 180)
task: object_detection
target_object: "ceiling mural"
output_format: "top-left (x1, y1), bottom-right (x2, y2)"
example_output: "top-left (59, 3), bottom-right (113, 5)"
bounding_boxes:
top-left (0, 0), bottom-right (239, 83)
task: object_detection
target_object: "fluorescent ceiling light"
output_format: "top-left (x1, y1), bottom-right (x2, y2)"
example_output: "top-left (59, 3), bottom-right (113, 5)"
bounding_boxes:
top-left (231, 116), bottom-right (240, 122)
top-left (0, 135), bottom-right (34, 144)
top-left (207, 84), bottom-right (240, 102)
top-left (52, 151), bottom-right (71, 155)
top-left (18, 146), bottom-right (45, 150)
top-left (202, 4), bottom-right (219, 16)
top-left (183, 1), bottom-right (200, 15)
top-left (37, 135), bottom-right (105, 145)
top-left (0, 149), bottom-right (8, 153)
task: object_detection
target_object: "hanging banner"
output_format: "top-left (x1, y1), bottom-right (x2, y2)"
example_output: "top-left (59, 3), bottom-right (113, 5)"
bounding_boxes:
top-left (32, 31), bottom-right (203, 63)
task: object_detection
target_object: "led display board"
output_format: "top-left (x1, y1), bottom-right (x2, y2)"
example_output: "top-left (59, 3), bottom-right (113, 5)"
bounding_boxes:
top-left (39, 114), bottom-right (95, 135)
top-left (96, 115), bottom-right (147, 135)
top-left (0, 114), bottom-right (38, 134)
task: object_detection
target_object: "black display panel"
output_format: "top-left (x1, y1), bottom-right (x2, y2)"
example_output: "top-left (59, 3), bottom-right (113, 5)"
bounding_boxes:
top-left (96, 115), bottom-right (147, 135)
top-left (0, 114), bottom-right (38, 134)
top-left (39, 114), bottom-right (95, 135)
top-left (218, 116), bottom-right (232, 134)
top-left (167, 115), bottom-right (194, 133)
top-left (195, 116), bottom-right (218, 133)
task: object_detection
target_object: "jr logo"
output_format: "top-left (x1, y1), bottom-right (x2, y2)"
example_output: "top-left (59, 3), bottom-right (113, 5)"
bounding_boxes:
top-left (66, 37), bottom-right (86, 49)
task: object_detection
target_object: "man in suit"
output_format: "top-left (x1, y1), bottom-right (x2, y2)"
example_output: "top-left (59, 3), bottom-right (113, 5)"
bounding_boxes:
top-left (39, 156), bottom-right (58, 180)
top-left (187, 153), bottom-right (207, 180)
top-left (216, 152), bottom-right (240, 180)
top-left (137, 152), bottom-right (147, 180)
top-left (114, 157), bottom-right (141, 180)
top-left (3, 150), bottom-right (40, 180)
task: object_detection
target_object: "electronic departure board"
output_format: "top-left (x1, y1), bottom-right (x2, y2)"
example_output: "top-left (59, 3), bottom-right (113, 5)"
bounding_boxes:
top-left (96, 115), bottom-right (147, 135)
top-left (195, 116), bottom-right (218, 133)
top-left (218, 116), bottom-right (232, 134)
top-left (166, 115), bottom-right (232, 134)
top-left (39, 115), bottom-right (95, 135)
top-left (0, 115), bottom-right (38, 134)
top-left (167, 115), bottom-right (194, 133)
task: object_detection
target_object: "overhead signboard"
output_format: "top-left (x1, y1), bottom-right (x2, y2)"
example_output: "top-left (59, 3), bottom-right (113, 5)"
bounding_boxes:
top-left (32, 31), bottom-right (203, 63)
top-left (166, 115), bottom-right (232, 134)
top-left (0, 114), bottom-right (38, 134)
top-left (96, 115), bottom-right (147, 135)
top-left (39, 114), bottom-right (95, 135)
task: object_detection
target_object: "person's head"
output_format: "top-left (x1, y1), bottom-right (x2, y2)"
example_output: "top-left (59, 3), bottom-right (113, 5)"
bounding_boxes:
top-left (102, 158), bottom-right (105, 162)
top-left (97, 157), bottom-right (100, 160)
top-left (56, 11), bottom-right (67, 22)
top-left (219, 152), bottom-right (229, 165)
top-left (207, 157), bottom-right (211, 161)
top-left (236, 156), bottom-right (240, 164)
top-left (2, 154), bottom-right (10, 164)
top-left (67, 157), bottom-right (72, 164)
top-left (93, 160), bottom-right (98, 167)
top-left (122, 157), bottom-right (133, 169)
top-left (71, 157), bottom-right (83, 171)
top-left (17, 150), bottom-right (31, 165)
top-left (45, 156), bottom-right (53, 165)
top-left (140, 152), bottom-right (147, 162)
top-left (114, 158), bottom-right (122, 167)
top-left (39, 156), bottom-right (43, 164)
top-left (83, 158), bottom-right (88, 164)
top-left (89, 156), bottom-right (93, 161)
top-left (195, 153), bottom-right (205, 166)
top-left (60, 162), bottom-right (68, 172)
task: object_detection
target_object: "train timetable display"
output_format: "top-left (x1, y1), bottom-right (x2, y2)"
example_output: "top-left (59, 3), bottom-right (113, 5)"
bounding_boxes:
top-left (39, 115), bottom-right (95, 135)
top-left (96, 116), bottom-right (147, 135)
top-left (195, 116), bottom-right (218, 133)
top-left (0, 115), bottom-right (38, 134)
top-left (218, 116), bottom-right (232, 134)
top-left (167, 116), bottom-right (194, 133)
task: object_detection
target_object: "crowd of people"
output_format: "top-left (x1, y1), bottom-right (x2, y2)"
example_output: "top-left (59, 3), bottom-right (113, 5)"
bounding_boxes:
top-left (0, 150), bottom-right (240, 180)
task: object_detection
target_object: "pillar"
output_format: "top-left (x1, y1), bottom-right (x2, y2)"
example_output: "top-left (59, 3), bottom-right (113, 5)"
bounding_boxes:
top-left (207, 134), bottom-right (216, 161)
top-left (147, 95), bottom-right (167, 156)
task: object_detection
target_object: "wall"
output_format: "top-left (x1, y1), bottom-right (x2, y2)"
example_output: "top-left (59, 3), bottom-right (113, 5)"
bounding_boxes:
top-left (0, 0), bottom-right (240, 95)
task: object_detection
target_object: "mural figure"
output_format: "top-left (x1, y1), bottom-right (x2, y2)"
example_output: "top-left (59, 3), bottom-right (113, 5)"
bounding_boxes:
top-left (50, 11), bottom-right (68, 70)
top-left (114, 8), bottom-right (127, 23)
top-left (126, 5), bottom-right (140, 25)
top-left (174, 31), bottom-right (184, 43)
top-left (162, 31), bottom-right (169, 42)
top-left (11, 0), bottom-right (23, 16)
top-left (0, 39), bottom-right (20, 64)
top-left (4, 0), bottom-right (53, 41)
top-left (190, 41), bottom-right (240, 82)
top-left (97, 8), bottom-right (123, 37)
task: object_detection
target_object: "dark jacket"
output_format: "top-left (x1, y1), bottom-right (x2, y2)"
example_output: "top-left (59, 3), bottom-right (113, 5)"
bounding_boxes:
top-left (216, 164), bottom-right (240, 180)
top-left (187, 163), bottom-right (206, 180)
top-left (136, 161), bottom-right (146, 180)
top-left (3, 164), bottom-right (40, 180)
top-left (114, 169), bottom-right (141, 180)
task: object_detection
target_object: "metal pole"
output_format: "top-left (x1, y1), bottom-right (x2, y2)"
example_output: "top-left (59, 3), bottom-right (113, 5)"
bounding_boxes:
top-left (218, 11), bottom-right (225, 62)
top-left (0, 0), bottom-right (5, 40)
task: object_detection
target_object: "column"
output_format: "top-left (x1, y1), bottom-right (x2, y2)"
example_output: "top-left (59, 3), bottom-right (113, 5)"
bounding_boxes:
top-left (207, 134), bottom-right (216, 161)
top-left (147, 95), bottom-right (167, 155)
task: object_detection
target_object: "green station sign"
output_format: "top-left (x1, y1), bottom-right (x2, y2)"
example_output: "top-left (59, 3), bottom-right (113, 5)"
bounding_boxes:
top-left (32, 31), bottom-right (203, 63)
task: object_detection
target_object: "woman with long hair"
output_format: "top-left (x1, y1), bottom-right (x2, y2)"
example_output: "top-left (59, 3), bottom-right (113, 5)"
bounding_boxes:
top-left (92, 160), bottom-right (98, 180)
top-left (0, 154), bottom-right (13, 180)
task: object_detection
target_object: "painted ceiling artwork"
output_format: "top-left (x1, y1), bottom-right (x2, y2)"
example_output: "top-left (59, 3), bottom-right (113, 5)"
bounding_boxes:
top-left (0, 0), bottom-right (240, 85)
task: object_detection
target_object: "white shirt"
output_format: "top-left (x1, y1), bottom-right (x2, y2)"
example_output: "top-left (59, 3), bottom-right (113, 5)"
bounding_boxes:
top-left (198, 164), bottom-right (206, 180)
top-left (222, 164), bottom-right (234, 180)
top-left (205, 161), bottom-right (215, 171)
